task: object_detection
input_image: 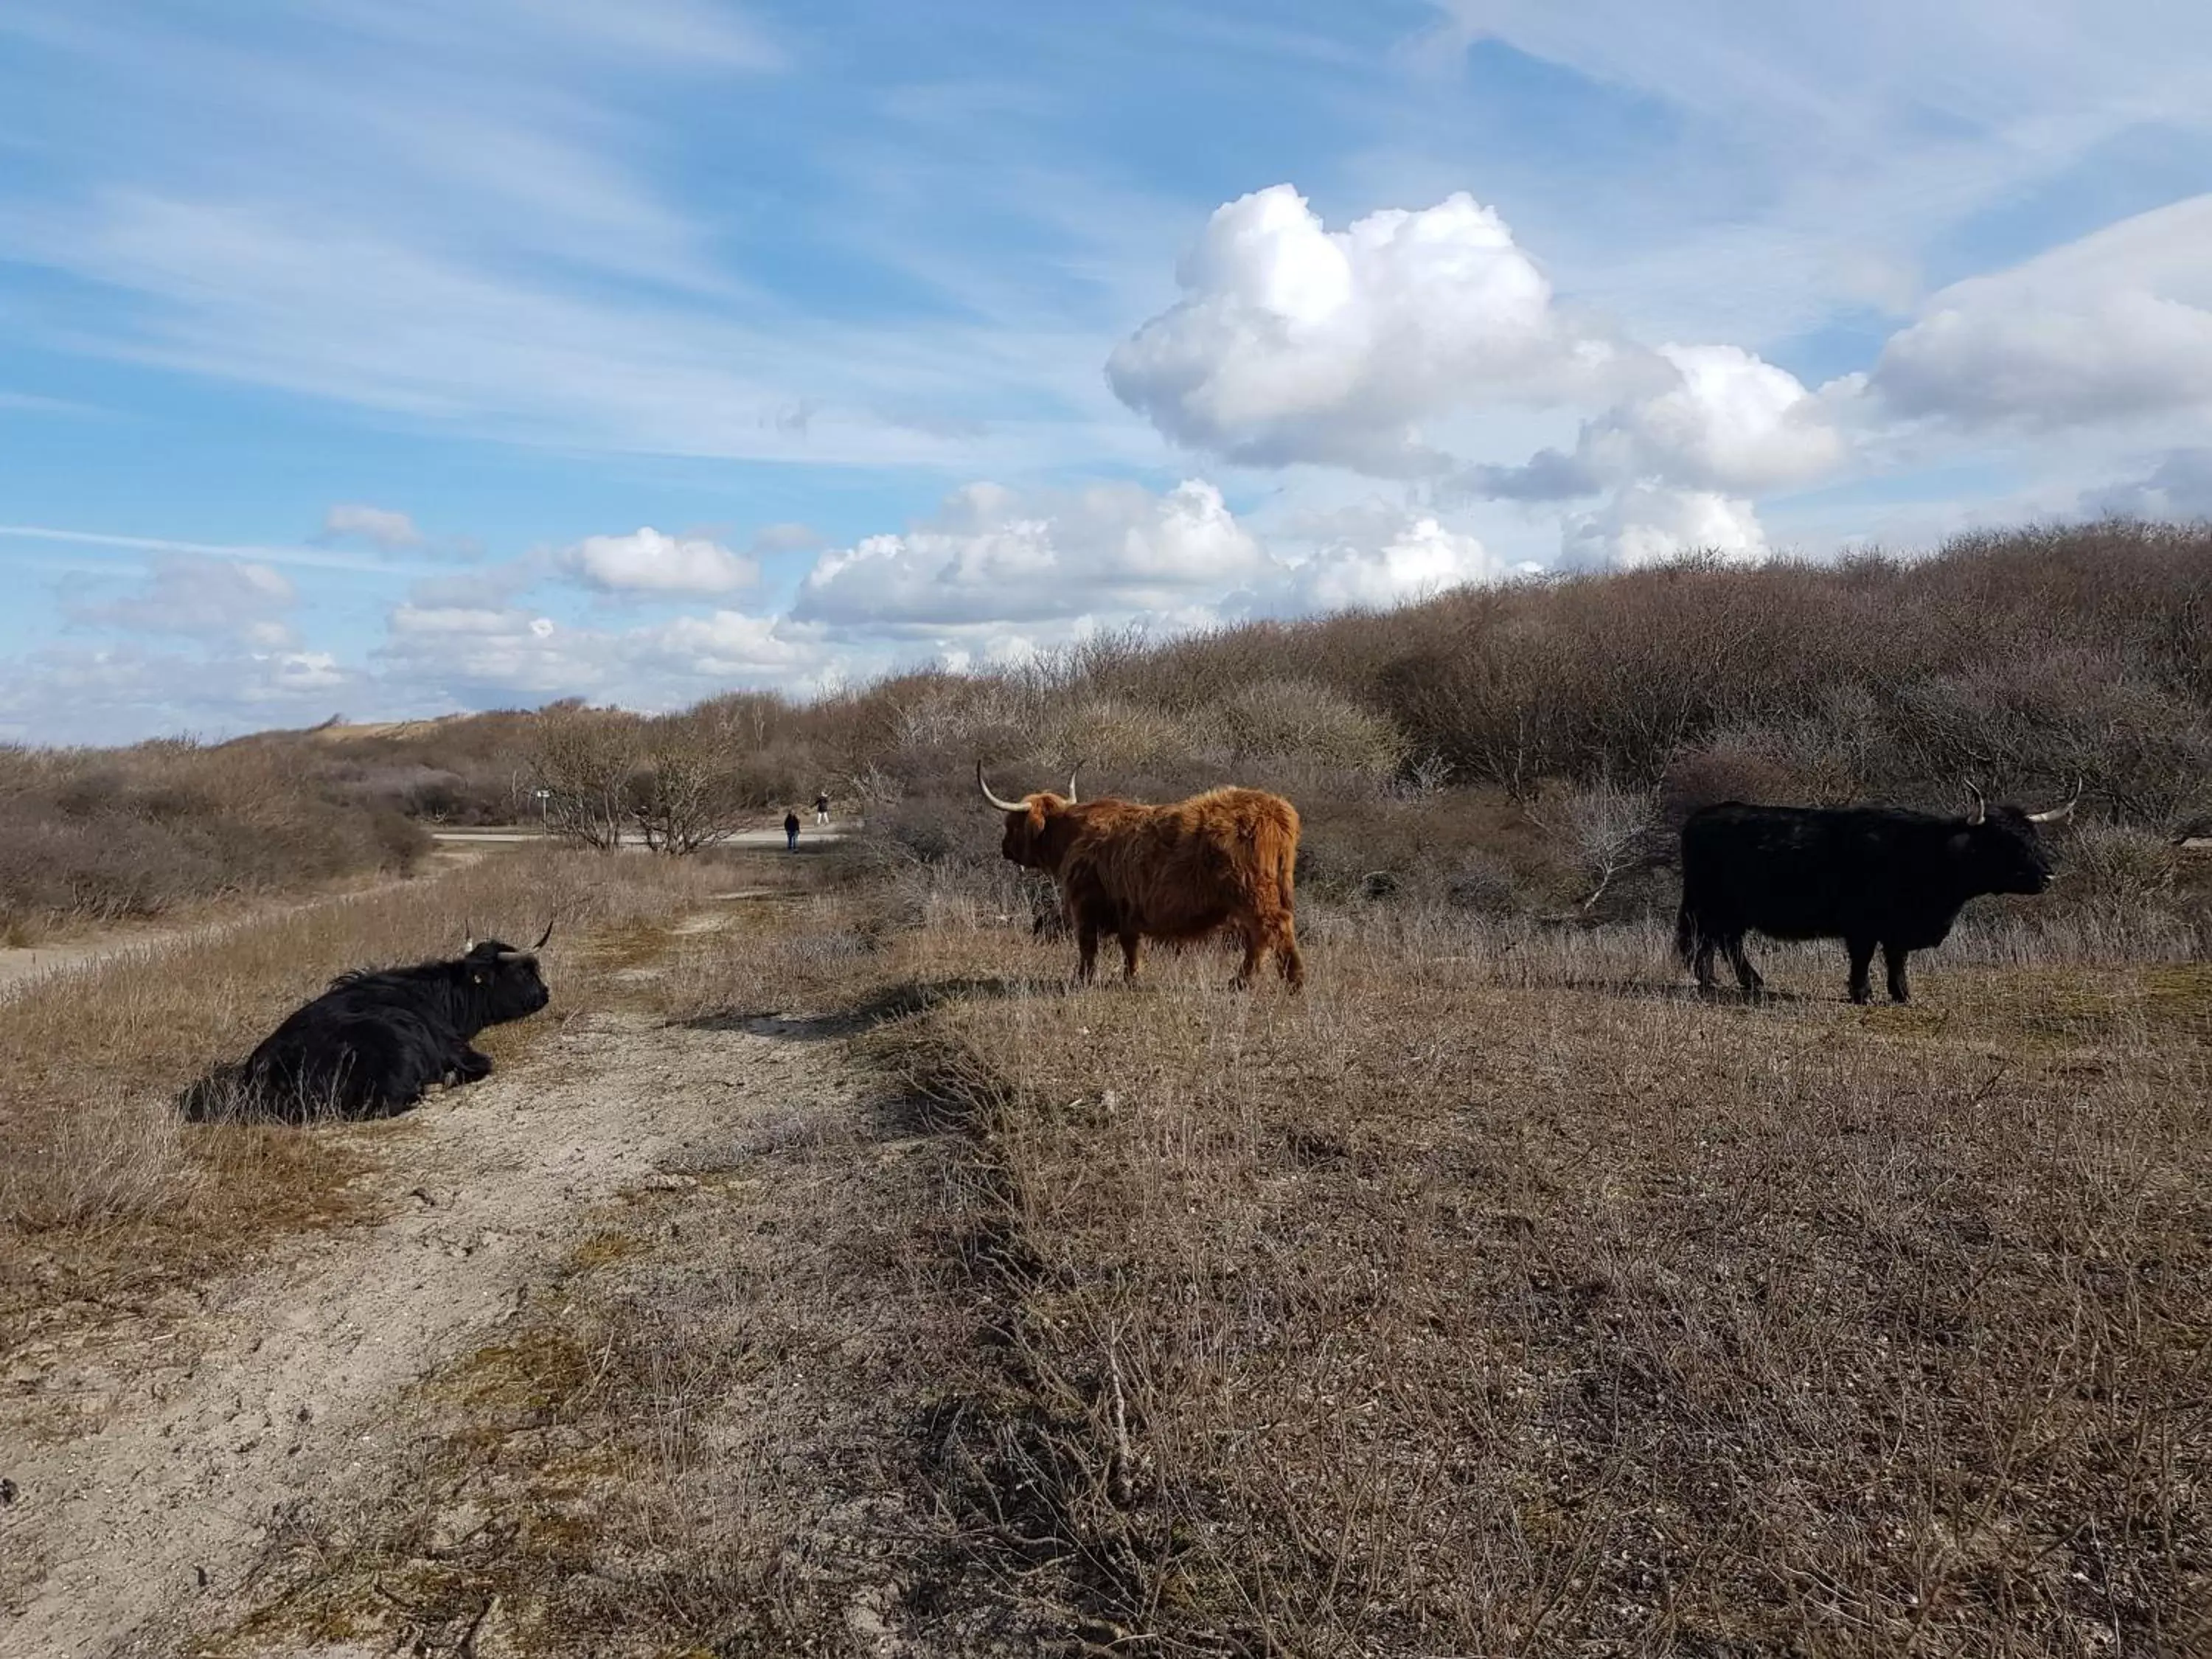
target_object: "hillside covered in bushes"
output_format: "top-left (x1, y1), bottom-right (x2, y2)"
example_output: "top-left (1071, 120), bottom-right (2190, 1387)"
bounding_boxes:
top-left (6, 521), bottom-right (2209, 936)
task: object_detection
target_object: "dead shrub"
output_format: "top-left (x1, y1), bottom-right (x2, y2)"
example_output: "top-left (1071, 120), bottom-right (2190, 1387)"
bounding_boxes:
top-left (1204, 677), bottom-right (1408, 778)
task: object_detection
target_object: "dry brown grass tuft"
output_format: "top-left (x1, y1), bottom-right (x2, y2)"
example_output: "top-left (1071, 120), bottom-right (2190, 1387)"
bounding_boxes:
top-left (880, 900), bottom-right (2212, 1655)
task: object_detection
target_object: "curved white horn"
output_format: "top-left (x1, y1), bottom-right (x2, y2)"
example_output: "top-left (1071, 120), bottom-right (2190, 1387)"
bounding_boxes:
top-left (1964, 782), bottom-right (1986, 827)
top-left (2027, 780), bottom-right (2081, 825)
top-left (978, 761), bottom-right (1026, 813)
top-left (462, 919), bottom-right (476, 953)
top-left (1065, 761), bottom-right (1083, 805)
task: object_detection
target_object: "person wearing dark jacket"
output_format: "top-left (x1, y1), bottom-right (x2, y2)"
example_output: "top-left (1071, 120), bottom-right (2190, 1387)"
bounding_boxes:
top-left (814, 790), bottom-right (831, 825)
top-left (784, 809), bottom-right (801, 852)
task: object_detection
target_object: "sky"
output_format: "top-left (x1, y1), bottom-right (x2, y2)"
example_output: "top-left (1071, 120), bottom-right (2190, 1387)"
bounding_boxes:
top-left (4, 0), bottom-right (2211, 744)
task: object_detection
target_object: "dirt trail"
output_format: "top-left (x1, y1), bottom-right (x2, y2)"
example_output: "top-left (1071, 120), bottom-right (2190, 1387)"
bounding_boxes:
top-left (0, 923), bottom-right (888, 1658)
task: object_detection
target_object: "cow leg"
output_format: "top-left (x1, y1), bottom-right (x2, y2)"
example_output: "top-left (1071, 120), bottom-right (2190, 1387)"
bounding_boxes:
top-left (1273, 922), bottom-right (1305, 991)
top-left (1846, 936), bottom-right (1877, 1004)
top-left (1231, 924), bottom-right (1265, 990)
top-left (1725, 935), bottom-right (1765, 998)
top-left (451, 1045), bottom-right (493, 1084)
top-left (1075, 920), bottom-right (1100, 984)
top-left (1119, 929), bottom-right (1143, 982)
top-left (1691, 936), bottom-right (1719, 994)
top-left (1882, 943), bottom-right (1913, 1005)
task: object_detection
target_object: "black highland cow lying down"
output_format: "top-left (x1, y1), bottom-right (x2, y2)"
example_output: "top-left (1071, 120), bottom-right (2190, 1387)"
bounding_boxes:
top-left (184, 923), bottom-right (554, 1122)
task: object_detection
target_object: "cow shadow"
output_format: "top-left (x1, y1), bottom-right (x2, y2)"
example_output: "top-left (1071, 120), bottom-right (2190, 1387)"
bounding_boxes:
top-left (1552, 975), bottom-right (1812, 1007)
top-left (681, 974), bottom-right (1035, 1042)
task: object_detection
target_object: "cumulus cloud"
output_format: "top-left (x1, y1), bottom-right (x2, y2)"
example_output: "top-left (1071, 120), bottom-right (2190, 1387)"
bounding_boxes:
top-left (0, 640), bottom-right (357, 745)
top-left (1562, 485), bottom-right (1768, 571)
top-left (1108, 185), bottom-right (1610, 474)
top-left (795, 478), bottom-right (1505, 641)
top-left (1873, 195), bottom-right (2212, 430)
top-left (380, 600), bottom-right (819, 706)
top-left (1464, 344), bottom-right (1850, 501)
top-left (321, 502), bottom-right (423, 550)
top-left (1273, 515), bottom-right (1512, 613)
top-left (796, 479), bottom-right (1270, 633)
top-left (68, 555), bottom-right (300, 644)
top-left (561, 526), bottom-right (759, 594)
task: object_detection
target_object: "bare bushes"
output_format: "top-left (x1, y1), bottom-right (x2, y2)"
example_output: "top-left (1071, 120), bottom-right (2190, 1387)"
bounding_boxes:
top-left (1207, 677), bottom-right (1407, 779)
top-left (0, 739), bottom-right (427, 927)
top-left (528, 707), bottom-right (638, 850)
top-left (527, 703), bottom-right (798, 854)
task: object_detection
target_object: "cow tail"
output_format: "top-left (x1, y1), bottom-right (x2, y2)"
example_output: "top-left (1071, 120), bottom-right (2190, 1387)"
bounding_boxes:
top-left (1674, 896), bottom-right (1700, 967)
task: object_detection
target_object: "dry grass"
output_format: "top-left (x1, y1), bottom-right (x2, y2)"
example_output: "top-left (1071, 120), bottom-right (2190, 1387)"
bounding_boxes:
top-left (210, 889), bottom-right (995, 1658)
top-left (0, 737), bottom-right (429, 927)
top-left (867, 895), bottom-right (2212, 1656)
top-left (0, 848), bottom-right (726, 1365)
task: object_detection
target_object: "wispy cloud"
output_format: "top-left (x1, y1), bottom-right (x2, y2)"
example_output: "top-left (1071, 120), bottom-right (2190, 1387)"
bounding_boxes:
top-left (0, 524), bottom-right (425, 574)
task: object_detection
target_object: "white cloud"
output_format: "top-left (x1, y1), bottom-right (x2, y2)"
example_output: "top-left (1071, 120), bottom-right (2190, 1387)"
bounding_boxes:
top-left (2081, 448), bottom-right (2212, 520)
top-left (561, 526), bottom-right (759, 595)
top-left (322, 0), bottom-right (784, 74)
top-left (1467, 344), bottom-right (1851, 501)
top-left (68, 554), bottom-right (299, 643)
top-left (1108, 184), bottom-right (1610, 474)
top-left (1274, 514), bottom-right (1509, 612)
top-left (1873, 196), bottom-right (2212, 431)
top-left (0, 641), bottom-right (362, 745)
top-left (380, 601), bottom-right (821, 706)
top-left (321, 502), bottom-right (423, 550)
top-left (796, 479), bottom-right (1270, 632)
top-left (1584, 346), bottom-right (1849, 493)
top-left (1417, 1), bottom-right (2212, 349)
top-left (1562, 484), bottom-right (1768, 571)
top-left (796, 476), bottom-right (1506, 643)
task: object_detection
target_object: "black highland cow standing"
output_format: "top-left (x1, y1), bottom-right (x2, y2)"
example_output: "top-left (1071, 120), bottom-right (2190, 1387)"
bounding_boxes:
top-left (1677, 787), bottom-right (2075, 1004)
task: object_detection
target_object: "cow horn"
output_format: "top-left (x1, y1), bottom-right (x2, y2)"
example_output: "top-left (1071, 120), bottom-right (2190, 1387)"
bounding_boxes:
top-left (978, 761), bottom-right (1026, 813)
top-left (1964, 782), bottom-right (1986, 826)
top-left (2028, 780), bottom-right (2081, 825)
top-left (1065, 761), bottom-right (1082, 805)
top-left (462, 919), bottom-right (476, 952)
top-left (531, 916), bottom-right (555, 950)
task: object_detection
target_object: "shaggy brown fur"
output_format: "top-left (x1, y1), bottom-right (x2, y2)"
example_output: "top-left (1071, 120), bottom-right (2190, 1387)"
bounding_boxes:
top-left (990, 782), bottom-right (1304, 990)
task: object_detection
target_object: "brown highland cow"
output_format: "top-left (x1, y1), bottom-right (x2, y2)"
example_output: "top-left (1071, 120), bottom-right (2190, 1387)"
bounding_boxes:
top-left (980, 762), bottom-right (1305, 990)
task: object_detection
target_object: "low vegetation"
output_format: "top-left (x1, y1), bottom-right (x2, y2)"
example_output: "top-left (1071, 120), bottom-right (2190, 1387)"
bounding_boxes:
top-left (0, 849), bottom-right (727, 1365)
top-left (624, 856), bottom-right (2212, 1654)
top-left (11, 521), bottom-right (2211, 933)
top-left (6, 521), bottom-right (2211, 1652)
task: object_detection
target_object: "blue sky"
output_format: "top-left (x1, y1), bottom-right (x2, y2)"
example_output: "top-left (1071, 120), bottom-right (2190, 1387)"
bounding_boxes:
top-left (4, 0), bottom-right (2211, 742)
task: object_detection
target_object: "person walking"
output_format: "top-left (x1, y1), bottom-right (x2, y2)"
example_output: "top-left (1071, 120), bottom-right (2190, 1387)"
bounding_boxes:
top-left (814, 790), bottom-right (830, 826)
top-left (784, 807), bottom-right (801, 852)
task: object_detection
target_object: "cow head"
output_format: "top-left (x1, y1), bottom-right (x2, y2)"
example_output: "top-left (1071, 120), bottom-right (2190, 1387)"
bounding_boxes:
top-left (979, 761), bottom-right (1087, 874)
top-left (1953, 782), bottom-right (2077, 896)
top-left (459, 918), bottom-right (555, 1023)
